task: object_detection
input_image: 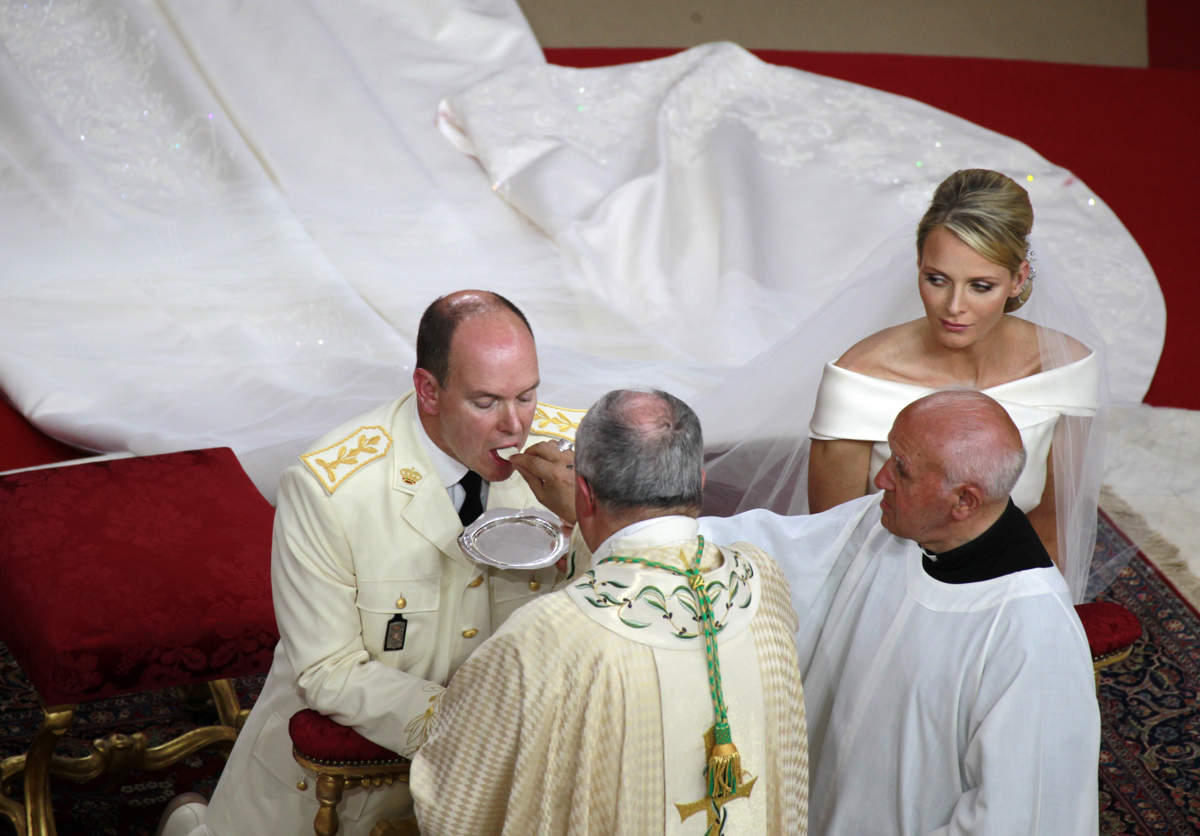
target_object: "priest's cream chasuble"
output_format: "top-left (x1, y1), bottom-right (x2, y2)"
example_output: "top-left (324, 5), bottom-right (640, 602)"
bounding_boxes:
top-left (410, 517), bottom-right (808, 835)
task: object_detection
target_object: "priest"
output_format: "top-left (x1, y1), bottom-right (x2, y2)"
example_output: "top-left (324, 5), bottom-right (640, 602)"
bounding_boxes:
top-left (410, 388), bottom-right (810, 834)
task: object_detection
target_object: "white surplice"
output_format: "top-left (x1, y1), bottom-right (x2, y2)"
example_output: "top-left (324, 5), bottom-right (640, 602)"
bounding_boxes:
top-left (700, 495), bottom-right (1100, 836)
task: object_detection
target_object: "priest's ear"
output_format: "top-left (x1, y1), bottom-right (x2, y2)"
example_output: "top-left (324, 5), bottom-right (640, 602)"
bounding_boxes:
top-left (948, 482), bottom-right (984, 521)
top-left (575, 473), bottom-right (597, 521)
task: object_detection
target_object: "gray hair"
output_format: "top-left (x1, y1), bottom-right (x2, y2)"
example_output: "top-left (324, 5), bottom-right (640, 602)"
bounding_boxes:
top-left (911, 390), bottom-right (1027, 503)
top-left (574, 389), bottom-right (704, 512)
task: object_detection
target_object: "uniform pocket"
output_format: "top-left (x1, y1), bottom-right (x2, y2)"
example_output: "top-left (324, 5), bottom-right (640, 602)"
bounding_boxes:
top-left (355, 577), bottom-right (440, 660)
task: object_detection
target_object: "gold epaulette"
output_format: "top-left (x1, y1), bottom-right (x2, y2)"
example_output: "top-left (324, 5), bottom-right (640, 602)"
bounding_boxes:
top-left (300, 425), bottom-right (393, 495)
top-left (531, 402), bottom-right (586, 441)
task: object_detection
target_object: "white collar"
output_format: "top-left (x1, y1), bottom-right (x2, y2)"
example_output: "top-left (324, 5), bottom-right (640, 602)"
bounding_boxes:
top-left (568, 516), bottom-right (759, 648)
top-left (412, 404), bottom-right (468, 489)
top-left (593, 515), bottom-right (700, 563)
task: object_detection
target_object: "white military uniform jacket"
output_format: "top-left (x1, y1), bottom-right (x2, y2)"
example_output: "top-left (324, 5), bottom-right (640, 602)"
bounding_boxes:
top-left (201, 392), bottom-right (581, 836)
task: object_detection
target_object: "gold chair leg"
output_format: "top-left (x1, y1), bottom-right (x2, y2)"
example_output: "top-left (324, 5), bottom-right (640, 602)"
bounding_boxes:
top-left (23, 705), bottom-right (75, 836)
top-left (2, 701), bottom-right (236, 836)
top-left (1093, 645), bottom-right (1135, 690)
top-left (3, 726), bottom-right (236, 787)
top-left (0, 790), bottom-right (29, 836)
top-left (207, 678), bottom-right (249, 732)
top-left (314, 772), bottom-right (346, 836)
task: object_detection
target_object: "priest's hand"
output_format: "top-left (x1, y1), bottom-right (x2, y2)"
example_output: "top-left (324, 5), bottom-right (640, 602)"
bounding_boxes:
top-left (512, 441), bottom-right (576, 525)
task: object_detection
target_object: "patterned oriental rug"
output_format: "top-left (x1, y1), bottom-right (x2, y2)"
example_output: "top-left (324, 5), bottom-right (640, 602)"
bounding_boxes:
top-left (1093, 510), bottom-right (1200, 834)
top-left (0, 514), bottom-right (1196, 835)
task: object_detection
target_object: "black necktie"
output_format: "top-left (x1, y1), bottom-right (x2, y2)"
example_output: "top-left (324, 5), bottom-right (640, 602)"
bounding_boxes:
top-left (458, 470), bottom-right (483, 526)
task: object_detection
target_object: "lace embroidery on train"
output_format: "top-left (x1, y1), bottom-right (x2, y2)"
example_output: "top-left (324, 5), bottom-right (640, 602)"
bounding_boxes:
top-left (451, 43), bottom-right (1040, 190)
top-left (0, 0), bottom-right (232, 208)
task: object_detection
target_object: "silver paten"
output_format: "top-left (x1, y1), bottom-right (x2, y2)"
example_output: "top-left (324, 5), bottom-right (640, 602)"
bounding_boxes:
top-left (458, 507), bottom-right (567, 570)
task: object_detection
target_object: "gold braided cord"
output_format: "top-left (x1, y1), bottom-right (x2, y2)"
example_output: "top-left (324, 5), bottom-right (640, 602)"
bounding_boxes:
top-left (599, 536), bottom-right (742, 798)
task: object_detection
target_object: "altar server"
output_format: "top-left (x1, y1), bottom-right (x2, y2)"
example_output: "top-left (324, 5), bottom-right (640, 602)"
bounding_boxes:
top-left (704, 389), bottom-right (1100, 835)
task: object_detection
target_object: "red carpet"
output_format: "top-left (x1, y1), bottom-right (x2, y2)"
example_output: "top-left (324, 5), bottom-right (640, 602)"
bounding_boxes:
top-left (546, 46), bottom-right (1200, 412)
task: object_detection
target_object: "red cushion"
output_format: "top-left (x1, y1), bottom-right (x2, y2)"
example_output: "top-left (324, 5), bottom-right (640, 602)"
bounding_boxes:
top-left (289, 709), bottom-right (402, 763)
top-left (0, 448), bottom-right (278, 705)
top-left (1075, 601), bottom-right (1142, 659)
top-left (0, 397), bottom-right (88, 471)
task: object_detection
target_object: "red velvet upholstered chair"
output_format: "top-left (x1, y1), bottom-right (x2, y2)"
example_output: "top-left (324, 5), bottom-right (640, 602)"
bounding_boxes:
top-left (289, 709), bottom-right (414, 836)
top-left (1075, 601), bottom-right (1142, 688)
top-left (0, 448), bottom-right (278, 836)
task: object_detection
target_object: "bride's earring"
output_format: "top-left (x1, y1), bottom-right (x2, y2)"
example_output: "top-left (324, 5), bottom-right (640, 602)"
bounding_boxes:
top-left (1005, 263), bottom-right (1034, 312)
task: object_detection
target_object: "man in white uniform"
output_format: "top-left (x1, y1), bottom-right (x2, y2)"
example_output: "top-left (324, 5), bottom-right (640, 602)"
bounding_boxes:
top-left (158, 290), bottom-right (580, 836)
top-left (409, 389), bottom-right (809, 835)
top-left (702, 390), bottom-right (1101, 835)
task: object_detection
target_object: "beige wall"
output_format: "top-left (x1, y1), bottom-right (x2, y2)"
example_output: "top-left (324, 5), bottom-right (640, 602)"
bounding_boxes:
top-left (518, 0), bottom-right (1148, 67)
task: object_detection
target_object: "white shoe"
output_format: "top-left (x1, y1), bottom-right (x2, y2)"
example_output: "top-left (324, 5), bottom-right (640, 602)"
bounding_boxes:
top-left (154, 792), bottom-right (208, 836)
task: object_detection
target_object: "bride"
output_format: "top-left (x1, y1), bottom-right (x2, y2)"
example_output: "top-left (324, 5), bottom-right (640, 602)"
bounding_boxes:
top-left (807, 169), bottom-right (1101, 599)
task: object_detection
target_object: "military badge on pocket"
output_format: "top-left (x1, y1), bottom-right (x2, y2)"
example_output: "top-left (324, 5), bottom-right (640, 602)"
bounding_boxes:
top-left (384, 613), bottom-right (408, 651)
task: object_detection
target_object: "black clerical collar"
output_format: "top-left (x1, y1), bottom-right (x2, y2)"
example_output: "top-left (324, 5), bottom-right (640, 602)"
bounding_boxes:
top-left (921, 500), bottom-right (1053, 584)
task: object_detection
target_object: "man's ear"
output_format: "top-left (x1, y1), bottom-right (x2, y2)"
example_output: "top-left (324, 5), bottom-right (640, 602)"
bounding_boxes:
top-left (949, 483), bottom-right (983, 521)
top-left (413, 368), bottom-right (441, 416)
top-left (575, 473), bottom-right (597, 521)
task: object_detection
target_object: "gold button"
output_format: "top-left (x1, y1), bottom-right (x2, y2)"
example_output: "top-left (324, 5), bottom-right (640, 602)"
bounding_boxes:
top-left (467, 575), bottom-right (484, 588)
top-left (528, 580), bottom-right (541, 591)
top-left (297, 780), bottom-right (308, 791)
top-left (395, 596), bottom-right (407, 609)
top-left (462, 628), bottom-right (479, 639)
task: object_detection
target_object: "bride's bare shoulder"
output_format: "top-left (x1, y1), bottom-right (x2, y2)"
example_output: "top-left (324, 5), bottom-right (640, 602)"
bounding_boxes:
top-left (1003, 319), bottom-right (1091, 373)
top-left (835, 320), bottom-right (923, 376)
top-left (1028, 322), bottom-right (1092, 364)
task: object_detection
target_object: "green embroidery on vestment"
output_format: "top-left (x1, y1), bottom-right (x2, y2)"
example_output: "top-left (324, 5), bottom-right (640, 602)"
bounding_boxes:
top-left (574, 547), bottom-right (755, 640)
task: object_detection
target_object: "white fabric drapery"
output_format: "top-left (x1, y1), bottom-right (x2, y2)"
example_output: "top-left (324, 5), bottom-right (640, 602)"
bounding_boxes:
top-left (1, 2), bottom-right (1162, 540)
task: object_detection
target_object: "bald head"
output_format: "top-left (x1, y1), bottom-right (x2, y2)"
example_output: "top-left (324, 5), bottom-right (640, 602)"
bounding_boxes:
top-left (875, 390), bottom-right (1026, 550)
top-left (575, 389), bottom-right (704, 514)
top-left (899, 390), bottom-right (1025, 503)
top-left (416, 290), bottom-right (533, 386)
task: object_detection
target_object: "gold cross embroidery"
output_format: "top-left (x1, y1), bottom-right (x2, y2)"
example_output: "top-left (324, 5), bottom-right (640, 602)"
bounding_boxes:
top-left (674, 727), bottom-right (756, 830)
top-left (675, 777), bottom-right (757, 828)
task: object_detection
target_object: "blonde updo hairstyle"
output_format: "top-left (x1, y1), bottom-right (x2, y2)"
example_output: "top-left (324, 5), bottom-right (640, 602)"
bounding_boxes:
top-left (916, 169), bottom-right (1034, 312)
